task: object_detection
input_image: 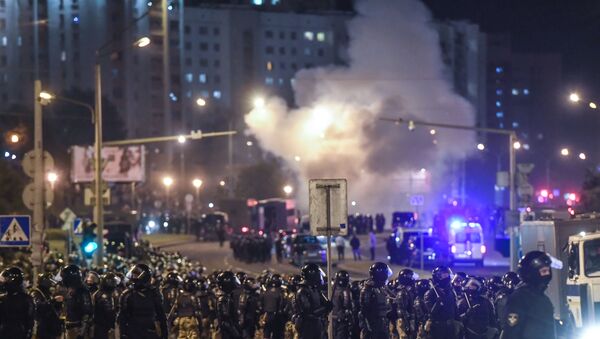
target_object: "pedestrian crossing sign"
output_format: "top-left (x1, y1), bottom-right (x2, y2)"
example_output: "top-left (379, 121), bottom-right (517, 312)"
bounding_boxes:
top-left (0, 215), bottom-right (31, 247)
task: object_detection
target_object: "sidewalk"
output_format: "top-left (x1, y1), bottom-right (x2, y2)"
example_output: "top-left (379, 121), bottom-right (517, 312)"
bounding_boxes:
top-left (142, 233), bottom-right (196, 248)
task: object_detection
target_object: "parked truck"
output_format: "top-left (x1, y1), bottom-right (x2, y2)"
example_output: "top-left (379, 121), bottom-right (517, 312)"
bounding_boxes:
top-left (519, 216), bottom-right (600, 333)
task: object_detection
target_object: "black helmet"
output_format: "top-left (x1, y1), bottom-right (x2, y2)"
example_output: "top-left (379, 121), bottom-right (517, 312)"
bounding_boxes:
top-left (217, 271), bottom-right (240, 293)
top-left (518, 251), bottom-right (552, 288)
top-left (268, 274), bottom-right (283, 288)
top-left (183, 277), bottom-right (197, 293)
top-left (397, 269), bottom-right (417, 287)
top-left (301, 263), bottom-right (325, 287)
top-left (197, 276), bottom-right (209, 291)
top-left (165, 272), bottom-right (183, 286)
top-left (463, 277), bottom-right (484, 297)
top-left (486, 276), bottom-right (503, 294)
top-left (287, 274), bottom-right (302, 292)
top-left (85, 271), bottom-right (100, 287)
top-left (334, 270), bottom-right (350, 288)
top-left (502, 271), bottom-right (521, 290)
top-left (432, 266), bottom-right (453, 288)
top-left (100, 273), bottom-right (120, 291)
top-left (127, 264), bottom-right (152, 288)
top-left (451, 272), bottom-right (467, 290)
top-left (0, 267), bottom-right (24, 292)
top-left (37, 272), bottom-right (58, 291)
top-left (60, 264), bottom-right (82, 288)
top-left (415, 279), bottom-right (430, 297)
top-left (243, 277), bottom-right (260, 291)
top-left (236, 271), bottom-right (248, 285)
top-left (369, 262), bottom-right (392, 286)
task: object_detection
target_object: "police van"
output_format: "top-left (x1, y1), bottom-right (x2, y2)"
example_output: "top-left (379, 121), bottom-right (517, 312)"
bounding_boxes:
top-left (448, 221), bottom-right (486, 267)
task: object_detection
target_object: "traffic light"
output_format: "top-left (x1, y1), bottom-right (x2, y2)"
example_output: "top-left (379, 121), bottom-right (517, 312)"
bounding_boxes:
top-left (81, 223), bottom-right (98, 258)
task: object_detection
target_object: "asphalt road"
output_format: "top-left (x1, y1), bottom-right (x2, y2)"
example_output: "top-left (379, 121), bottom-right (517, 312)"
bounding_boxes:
top-left (161, 240), bottom-right (510, 280)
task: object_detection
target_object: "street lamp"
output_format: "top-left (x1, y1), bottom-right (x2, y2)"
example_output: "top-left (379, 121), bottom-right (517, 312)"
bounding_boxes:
top-left (476, 143), bottom-right (485, 151)
top-left (219, 180), bottom-right (226, 187)
top-left (133, 36), bottom-right (151, 48)
top-left (513, 141), bottom-right (522, 150)
top-left (560, 148), bottom-right (570, 157)
top-left (177, 135), bottom-right (186, 144)
top-left (590, 102), bottom-right (597, 109)
top-left (46, 171), bottom-right (58, 190)
top-left (283, 185), bottom-right (293, 196)
top-left (163, 176), bottom-right (173, 208)
top-left (579, 152), bottom-right (587, 160)
top-left (9, 133), bottom-right (20, 143)
top-left (192, 178), bottom-right (203, 200)
top-left (196, 98), bottom-right (207, 107)
top-left (569, 92), bottom-right (581, 103)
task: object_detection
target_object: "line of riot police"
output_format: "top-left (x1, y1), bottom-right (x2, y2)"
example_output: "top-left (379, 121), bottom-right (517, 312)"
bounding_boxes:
top-left (230, 233), bottom-right (273, 264)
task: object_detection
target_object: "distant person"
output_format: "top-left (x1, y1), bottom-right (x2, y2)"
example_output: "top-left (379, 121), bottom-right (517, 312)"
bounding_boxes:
top-left (335, 236), bottom-right (345, 261)
top-left (369, 230), bottom-right (377, 261)
top-left (350, 235), bottom-right (361, 261)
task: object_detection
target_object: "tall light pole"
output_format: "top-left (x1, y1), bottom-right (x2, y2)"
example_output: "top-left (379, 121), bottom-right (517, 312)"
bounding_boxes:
top-left (32, 80), bottom-right (44, 275)
top-left (192, 178), bottom-right (203, 201)
top-left (163, 176), bottom-right (174, 209)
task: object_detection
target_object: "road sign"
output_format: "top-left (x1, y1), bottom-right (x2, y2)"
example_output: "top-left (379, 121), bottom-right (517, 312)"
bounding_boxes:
top-left (84, 187), bottom-right (111, 206)
top-left (60, 208), bottom-right (76, 222)
top-left (73, 218), bottom-right (83, 235)
top-left (22, 182), bottom-right (54, 210)
top-left (0, 215), bottom-right (31, 247)
top-left (309, 179), bottom-right (348, 236)
top-left (21, 150), bottom-right (54, 178)
top-left (409, 195), bottom-right (424, 206)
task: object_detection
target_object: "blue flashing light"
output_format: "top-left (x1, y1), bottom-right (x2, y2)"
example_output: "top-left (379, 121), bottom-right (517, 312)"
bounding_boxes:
top-left (253, 0), bottom-right (264, 5)
top-left (495, 66), bottom-right (504, 74)
top-left (83, 241), bottom-right (98, 254)
top-left (450, 220), bottom-right (464, 230)
top-left (147, 1), bottom-right (153, 7)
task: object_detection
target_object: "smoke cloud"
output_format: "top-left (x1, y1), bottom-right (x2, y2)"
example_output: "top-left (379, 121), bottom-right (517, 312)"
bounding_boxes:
top-left (245, 0), bottom-right (475, 215)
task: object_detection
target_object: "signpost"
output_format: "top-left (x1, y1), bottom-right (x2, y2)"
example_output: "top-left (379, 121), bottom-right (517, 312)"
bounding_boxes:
top-left (0, 215), bottom-right (31, 247)
top-left (309, 178), bottom-right (348, 339)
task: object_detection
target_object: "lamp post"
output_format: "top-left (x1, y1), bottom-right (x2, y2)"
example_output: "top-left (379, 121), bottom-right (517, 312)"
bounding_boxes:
top-left (192, 178), bottom-right (203, 201)
top-left (47, 171), bottom-right (58, 190)
top-left (163, 176), bottom-right (174, 208)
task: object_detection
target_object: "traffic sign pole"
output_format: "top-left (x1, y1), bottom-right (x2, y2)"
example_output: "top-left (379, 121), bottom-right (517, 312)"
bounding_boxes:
top-left (32, 80), bottom-right (44, 279)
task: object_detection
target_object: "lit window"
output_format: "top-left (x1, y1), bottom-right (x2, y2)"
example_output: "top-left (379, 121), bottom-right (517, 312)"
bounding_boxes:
top-left (495, 66), bottom-right (503, 74)
top-left (496, 89), bottom-right (503, 96)
top-left (73, 16), bottom-right (79, 23)
top-left (265, 77), bottom-right (274, 85)
top-left (316, 32), bottom-right (326, 42)
top-left (17, 36), bottom-right (22, 46)
top-left (523, 88), bottom-right (530, 95)
top-left (512, 88), bottom-right (519, 95)
top-left (271, 0), bottom-right (280, 4)
top-left (499, 123), bottom-right (504, 129)
top-left (304, 31), bottom-right (314, 41)
top-left (496, 112), bottom-right (504, 118)
top-left (61, 51), bottom-right (67, 62)
top-left (1, 36), bottom-right (6, 46)
top-left (304, 47), bottom-right (311, 56)
top-left (512, 122), bottom-right (519, 128)
top-left (495, 101), bottom-right (502, 107)
top-left (169, 92), bottom-right (178, 102)
top-left (185, 73), bottom-right (193, 83)
top-left (199, 73), bottom-right (207, 83)
top-left (266, 61), bottom-right (273, 71)
top-left (213, 90), bottom-right (222, 99)
top-left (252, 0), bottom-right (263, 4)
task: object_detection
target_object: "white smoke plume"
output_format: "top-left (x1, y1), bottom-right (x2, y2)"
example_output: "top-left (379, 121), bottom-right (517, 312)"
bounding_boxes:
top-left (245, 0), bottom-right (475, 215)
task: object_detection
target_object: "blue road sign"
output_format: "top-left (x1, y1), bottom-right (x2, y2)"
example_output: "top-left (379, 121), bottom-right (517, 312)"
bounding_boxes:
top-left (73, 218), bottom-right (83, 235)
top-left (0, 215), bottom-right (31, 247)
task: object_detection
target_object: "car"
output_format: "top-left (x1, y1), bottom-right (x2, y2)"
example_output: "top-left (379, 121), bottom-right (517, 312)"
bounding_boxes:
top-left (448, 221), bottom-right (486, 267)
top-left (286, 234), bottom-right (326, 266)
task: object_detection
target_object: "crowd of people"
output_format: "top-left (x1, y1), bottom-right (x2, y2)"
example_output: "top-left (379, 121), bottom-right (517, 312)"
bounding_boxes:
top-left (0, 240), bottom-right (558, 339)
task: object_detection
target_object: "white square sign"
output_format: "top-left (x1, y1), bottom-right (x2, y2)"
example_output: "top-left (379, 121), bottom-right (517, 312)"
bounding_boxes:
top-left (309, 179), bottom-right (348, 236)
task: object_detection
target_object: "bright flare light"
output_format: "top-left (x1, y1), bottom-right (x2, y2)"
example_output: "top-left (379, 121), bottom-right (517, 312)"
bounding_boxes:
top-left (253, 97), bottom-right (265, 109)
top-left (579, 152), bottom-right (587, 160)
top-left (569, 92), bottom-right (581, 103)
top-left (283, 185), bottom-right (293, 195)
top-left (560, 148), bottom-right (569, 156)
top-left (476, 143), bottom-right (485, 151)
top-left (192, 178), bottom-right (203, 188)
top-left (294, 155), bottom-right (301, 162)
top-left (305, 106), bottom-right (334, 137)
top-left (47, 171), bottom-right (58, 184)
top-left (219, 180), bottom-right (226, 186)
top-left (162, 176), bottom-right (173, 187)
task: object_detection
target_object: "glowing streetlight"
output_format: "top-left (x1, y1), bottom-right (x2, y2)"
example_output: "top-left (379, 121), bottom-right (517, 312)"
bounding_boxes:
top-left (560, 148), bottom-right (569, 157)
top-left (246, 140), bottom-right (253, 146)
top-left (133, 36), bottom-right (151, 48)
top-left (513, 141), bottom-right (522, 150)
top-left (429, 129), bottom-right (436, 135)
top-left (9, 134), bottom-right (20, 143)
top-left (39, 91), bottom-right (54, 100)
top-left (196, 97), bottom-right (206, 107)
top-left (219, 180), bottom-right (226, 187)
top-left (192, 178), bottom-right (203, 200)
top-left (283, 185), bottom-right (293, 196)
top-left (177, 135), bottom-right (186, 144)
top-left (579, 152), bottom-right (587, 160)
top-left (351, 200), bottom-right (357, 207)
top-left (47, 171), bottom-right (58, 190)
top-left (253, 97), bottom-right (265, 109)
top-left (590, 102), bottom-right (597, 109)
top-left (208, 202), bottom-right (214, 209)
top-left (569, 92), bottom-right (581, 103)
top-left (163, 176), bottom-right (173, 188)
top-left (476, 143), bottom-right (485, 151)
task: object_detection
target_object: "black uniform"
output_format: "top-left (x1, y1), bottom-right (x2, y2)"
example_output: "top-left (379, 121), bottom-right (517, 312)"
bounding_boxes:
top-left (0, 285), bottom-right (35, 338)
top-left (424, 267), bottom-right (461, 339)
top-left (64, 284), bottom-right (93, 338)
top-left (31, 287), bottom-right (63, 339)
top-left (261, 285), bottom-right (285, 339)
top-left (359, 263), bottom-right (393, 339)
top-left (294, 263), bottom-right (331, 339)
top-left (457, 294), bottom-right (496, 339)
top-left (238, 279), bottom-right (260, 339)
top-left (332, 282), bottom-right (353, 339)
top-left (215, 271), bottom-right (242, 339)
top-left (93, 289), bottom-right (118, 338)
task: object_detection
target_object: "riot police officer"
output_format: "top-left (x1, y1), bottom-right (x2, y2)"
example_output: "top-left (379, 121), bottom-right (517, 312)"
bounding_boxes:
top-left (424, 266), bottom-right (461, 339)
top-left (261, 274), bottom-right (285, 339)
top-left (332, 270), bottom-right (353, 339)
top-left (500, 251), bottom-right (556, 339)
top-left (283, 275), bottom-right (301, 339)
top-left (93, 272), bottom-right (120, 339)
top-left (451, 271), bottom-right (468, 303)
top-left (169, 277), bottom-right (200, 339)
top-left (196, 276), bottom-right (216, 339)
top-left (31, 273), bottom-right (63, 339)
top-left (359, 262), bottom-right (393, 339)
top-left (118, 264), bottom-right (168, 339)
top-left (161, 271), bottom-right (183, 313)
top-left (494, 271), bottom-right (520, 323)
top-left (457, 277), bottom-right (497, 339)
top-left (85, 271), bottom-right (101, 296)
top-left (238, 277), bottom-right (260, 339)
top-left (215, 271), bottom-right (241, 339)
top-left (395, 268), bottom-right (417, 339)
top-left (60, 264), bottom-right (93, 339)
top-left (0, 267), bottom-right (34, 338)
top-left (413, 279), bottom-right (431, 339)
top-left (294, 263), bottom-right (331, 339)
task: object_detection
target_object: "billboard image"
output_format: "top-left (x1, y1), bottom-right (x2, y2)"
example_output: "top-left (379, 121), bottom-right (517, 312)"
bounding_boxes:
top-left (71, 146), bottom-right (145, 182)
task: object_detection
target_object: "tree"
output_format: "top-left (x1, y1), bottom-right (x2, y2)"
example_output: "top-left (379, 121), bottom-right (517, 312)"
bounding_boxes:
top-left (580, 168), bottom-right (600, 212)
top-left (0, 160), bottom-right (27, 214)
top-left (235, 159), bottom-right (290, 200)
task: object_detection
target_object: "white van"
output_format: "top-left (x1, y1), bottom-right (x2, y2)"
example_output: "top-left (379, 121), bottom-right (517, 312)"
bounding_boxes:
top-left (449, 221), bottom-right (486, 267)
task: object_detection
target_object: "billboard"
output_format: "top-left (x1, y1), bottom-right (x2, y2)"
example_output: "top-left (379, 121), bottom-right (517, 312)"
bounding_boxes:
top-left (71, 146), bottom-right (145, 183)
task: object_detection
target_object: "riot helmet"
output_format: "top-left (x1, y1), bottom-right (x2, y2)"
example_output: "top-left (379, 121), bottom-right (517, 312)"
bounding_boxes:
top-left (369, 262), bottom-right (393, 287)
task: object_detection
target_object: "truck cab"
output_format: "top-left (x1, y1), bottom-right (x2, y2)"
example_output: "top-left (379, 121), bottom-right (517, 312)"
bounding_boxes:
top-left (565, 232), bottom-right (600, 328)
top-left (448, 221), bottom-right (485, 266)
